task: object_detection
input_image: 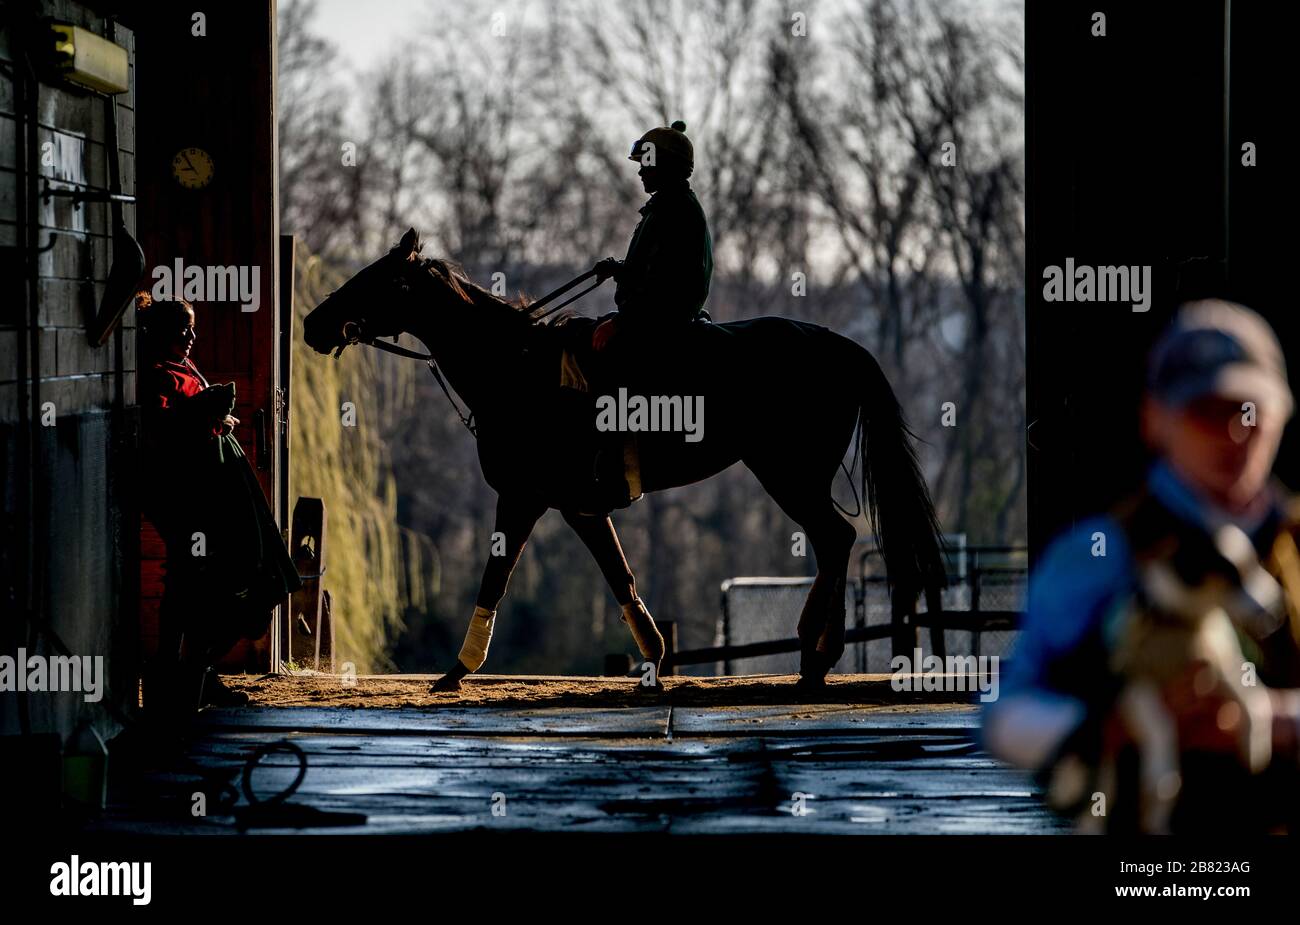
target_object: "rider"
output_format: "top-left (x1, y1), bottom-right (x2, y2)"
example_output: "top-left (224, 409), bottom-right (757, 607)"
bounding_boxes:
top-left (584, 119), bottom-right (714, 510)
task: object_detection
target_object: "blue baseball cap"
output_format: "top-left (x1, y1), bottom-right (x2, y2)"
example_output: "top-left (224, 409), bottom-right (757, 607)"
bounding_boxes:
top-left (1147, 300), bottom-right (1293, 415)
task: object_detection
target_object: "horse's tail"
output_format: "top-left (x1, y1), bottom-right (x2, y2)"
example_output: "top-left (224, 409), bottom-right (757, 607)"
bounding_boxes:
top-left (856, 347), bottom-right (947, 615)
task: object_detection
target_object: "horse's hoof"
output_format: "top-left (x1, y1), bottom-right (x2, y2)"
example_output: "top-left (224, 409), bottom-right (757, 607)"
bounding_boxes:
top-left (430, 675), bottom-right (463, 693)
top-left (634, 678), bottom-right (666, 695)
top-left (794, 675), bottom-right (826, 693)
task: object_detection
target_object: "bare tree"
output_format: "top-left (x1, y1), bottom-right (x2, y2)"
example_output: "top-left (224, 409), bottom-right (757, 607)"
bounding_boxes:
top-left (897, 1), bottom-right (1023, 537)
top-left (278, 0), bottom-right (366, 259)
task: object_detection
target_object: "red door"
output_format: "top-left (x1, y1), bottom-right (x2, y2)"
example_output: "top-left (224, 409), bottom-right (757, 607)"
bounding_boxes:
top-left (133, 4), bottom-right (283, 673)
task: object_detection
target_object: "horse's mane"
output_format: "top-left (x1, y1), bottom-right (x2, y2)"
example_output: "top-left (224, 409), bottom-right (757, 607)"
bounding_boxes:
top-left (419, 257), bottom-right (573, 328)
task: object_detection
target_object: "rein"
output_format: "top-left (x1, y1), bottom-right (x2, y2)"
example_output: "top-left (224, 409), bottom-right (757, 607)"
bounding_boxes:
top-left (334, 267), bottom-right (606, 439)
top-left (527, 268), bottom-right (602, 320)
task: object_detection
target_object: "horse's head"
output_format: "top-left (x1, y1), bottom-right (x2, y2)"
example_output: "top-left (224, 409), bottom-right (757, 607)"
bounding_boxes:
top-left (304, 228), bottom-right (472, 356)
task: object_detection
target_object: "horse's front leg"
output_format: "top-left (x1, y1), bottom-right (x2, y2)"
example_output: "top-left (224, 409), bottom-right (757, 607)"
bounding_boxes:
top-left (561, 510), bottom-right (665, 687)
top-left (432, 495), bottom-right (548, 692)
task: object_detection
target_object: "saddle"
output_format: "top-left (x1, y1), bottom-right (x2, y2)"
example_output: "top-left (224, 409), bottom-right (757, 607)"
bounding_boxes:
top-left (551, 314), bottom-right (719, 394)
top-left (546, 314), bottom-right (715, 511)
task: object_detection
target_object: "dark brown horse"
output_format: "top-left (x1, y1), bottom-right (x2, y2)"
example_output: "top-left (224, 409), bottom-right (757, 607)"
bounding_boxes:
top-left (303, 229), bottom-right (945, 690)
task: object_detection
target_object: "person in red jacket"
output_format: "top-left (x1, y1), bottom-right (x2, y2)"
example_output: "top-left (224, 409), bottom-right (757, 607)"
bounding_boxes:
top-left (140, 294), bottom-right (238, 442)
top-left (138, 292), bottom-right (300, 713)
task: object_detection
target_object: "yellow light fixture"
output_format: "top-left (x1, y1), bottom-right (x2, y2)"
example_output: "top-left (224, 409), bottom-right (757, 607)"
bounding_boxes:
top-left (50, 23), bottom-right (130, 95)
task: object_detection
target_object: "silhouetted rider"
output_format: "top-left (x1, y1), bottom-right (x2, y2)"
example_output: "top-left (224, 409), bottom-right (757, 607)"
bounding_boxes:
top-left (579, 120), bottom-right (714, 512)
top-left (592, 120), bottom-right (713, 352)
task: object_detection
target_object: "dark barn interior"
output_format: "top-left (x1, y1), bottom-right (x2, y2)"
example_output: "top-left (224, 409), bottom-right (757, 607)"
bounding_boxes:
top-left (1027, 0), bottom-right (1300, 552)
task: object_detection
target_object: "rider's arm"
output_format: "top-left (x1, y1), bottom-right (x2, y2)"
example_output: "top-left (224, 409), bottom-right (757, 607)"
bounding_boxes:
top-left (613, 212), bottom-right (663, 326)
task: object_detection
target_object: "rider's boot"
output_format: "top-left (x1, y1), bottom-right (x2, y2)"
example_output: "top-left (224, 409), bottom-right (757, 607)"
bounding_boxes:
top-left (593, 433), bottom-right (635, 511)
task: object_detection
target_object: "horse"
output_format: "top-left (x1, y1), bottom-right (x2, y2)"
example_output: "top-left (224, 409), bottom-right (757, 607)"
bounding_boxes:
top-left (303, 228), bottom-right (946, 691)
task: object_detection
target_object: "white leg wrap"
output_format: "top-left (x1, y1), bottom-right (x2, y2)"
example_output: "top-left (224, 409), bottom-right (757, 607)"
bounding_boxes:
top-left (621, 598), bottom-right (664, 662)
top-left (458, 606), bottom-right (496, 672)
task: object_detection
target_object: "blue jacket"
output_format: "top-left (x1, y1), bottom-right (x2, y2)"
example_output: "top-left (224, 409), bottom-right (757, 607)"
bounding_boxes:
top-left (989, 461), bottom-right (1291, 762)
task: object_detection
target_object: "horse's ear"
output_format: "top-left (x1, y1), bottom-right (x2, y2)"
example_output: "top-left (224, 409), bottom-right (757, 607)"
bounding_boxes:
top-left (396, 228), bottom-right (420, 257)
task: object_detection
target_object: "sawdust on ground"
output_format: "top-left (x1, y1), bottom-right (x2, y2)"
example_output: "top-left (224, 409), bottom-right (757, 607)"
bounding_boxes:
top-left (221, 672), bottom-right (982, 711)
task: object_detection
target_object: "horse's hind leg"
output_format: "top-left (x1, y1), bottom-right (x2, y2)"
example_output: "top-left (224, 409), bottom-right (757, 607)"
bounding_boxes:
top-left (562, 510), bottom-right (665, 685)
top-left (794, 507), bottom-right (855, 687)
top-left (432, 494), bottom-right (547, 692)
top-left (748, 469), bottom-right (856, 687)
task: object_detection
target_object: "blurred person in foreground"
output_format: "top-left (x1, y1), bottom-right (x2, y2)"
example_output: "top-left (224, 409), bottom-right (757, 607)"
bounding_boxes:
top-left (985, 300), bottom-right (1300, 832)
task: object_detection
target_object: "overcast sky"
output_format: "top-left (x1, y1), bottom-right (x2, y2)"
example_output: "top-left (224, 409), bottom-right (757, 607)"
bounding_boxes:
top-left (312, 0), bottom-right (431, 70)
top-left (309, 0), bottom-right (1021, 82)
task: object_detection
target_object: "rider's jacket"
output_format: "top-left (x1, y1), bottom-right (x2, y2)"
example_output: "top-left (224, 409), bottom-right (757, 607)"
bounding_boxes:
top-left (612, 178), bottom-right (713, 334)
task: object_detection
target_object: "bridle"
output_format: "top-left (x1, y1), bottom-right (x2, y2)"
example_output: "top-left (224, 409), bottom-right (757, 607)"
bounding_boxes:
top-left (330, 263), bottom-right (606, 440)
top-left (335, 315), bottom-right (478, 438)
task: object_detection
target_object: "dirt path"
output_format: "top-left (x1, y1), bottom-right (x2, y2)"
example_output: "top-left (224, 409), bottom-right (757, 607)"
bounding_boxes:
top-left (224, 672), bottom-right (982, 711)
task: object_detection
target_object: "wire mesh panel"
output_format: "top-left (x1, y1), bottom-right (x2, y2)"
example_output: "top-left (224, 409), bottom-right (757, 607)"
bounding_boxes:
top-left (718, 577), bottom-right (856, 675)
top-left (964, 563), bottom-right (1029, 660)
top-left (716, 544), bottom-right (1029, 676)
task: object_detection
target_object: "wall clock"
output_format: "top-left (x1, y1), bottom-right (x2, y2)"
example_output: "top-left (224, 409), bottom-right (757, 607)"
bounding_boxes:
top-left (171, 147), bottom-right (214, 189)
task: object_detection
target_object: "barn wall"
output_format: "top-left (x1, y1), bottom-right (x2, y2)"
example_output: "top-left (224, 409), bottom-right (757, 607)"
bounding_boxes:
top-left (0, 3), bottom-right (138, 743)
